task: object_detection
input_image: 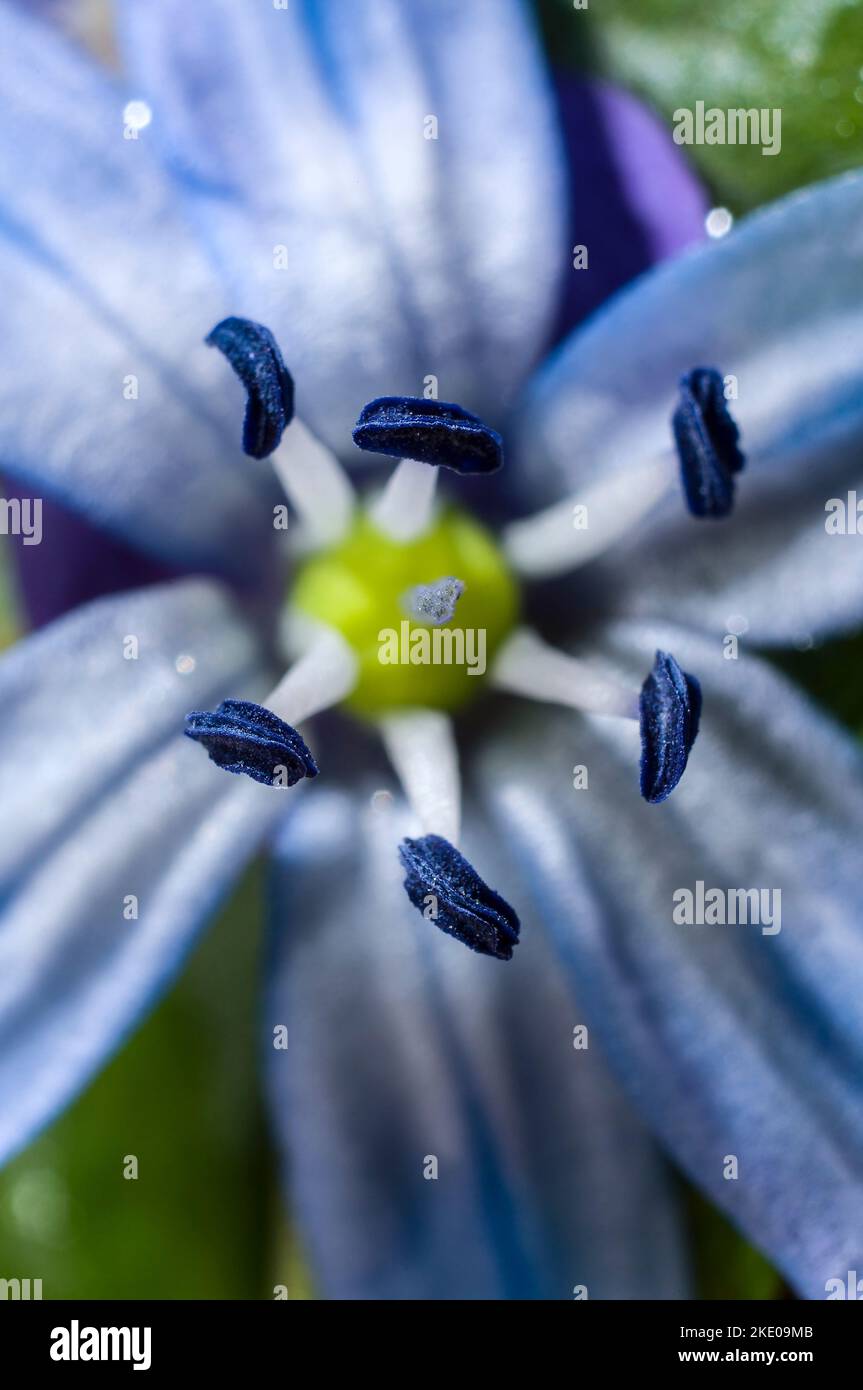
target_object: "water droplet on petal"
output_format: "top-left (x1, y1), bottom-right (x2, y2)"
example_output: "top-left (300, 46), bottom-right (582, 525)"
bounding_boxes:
top-left (123, 99), bottom-right (152, 130)
top-left (705, 207), bottom-right (733, 239)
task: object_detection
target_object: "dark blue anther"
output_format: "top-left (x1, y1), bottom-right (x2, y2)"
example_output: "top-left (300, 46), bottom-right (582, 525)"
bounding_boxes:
top-left (398, 834), bottom-right (520, 960)
top-left (206, 317), bottom-right (295, 459)
top-left (639, 651), bottom-right (701, 804)
top-left (672, 367), bottom-right (745, 517)
top-left (353, 397), bottom-right (503, 474)
top-left (185, 699), bottom-right (318, 787)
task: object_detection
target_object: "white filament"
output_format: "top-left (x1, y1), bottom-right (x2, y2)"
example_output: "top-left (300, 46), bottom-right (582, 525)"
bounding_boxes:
top-left (502, 449), bottom-right (674, 578)
top-left (491, 627), bottom-right (639, 720)
top-left (370, 458), bottom-right (439, 543)
top-left (379, 708), bottom-right (461, 846)
top-left (266, 626), bottom-right (358, 726)
top-left (272, 418), bottom-right (356, 548)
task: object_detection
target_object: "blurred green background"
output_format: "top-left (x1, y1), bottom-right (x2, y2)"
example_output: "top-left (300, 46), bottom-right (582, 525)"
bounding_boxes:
top-left (1, 0), bottom-right (862, 1299)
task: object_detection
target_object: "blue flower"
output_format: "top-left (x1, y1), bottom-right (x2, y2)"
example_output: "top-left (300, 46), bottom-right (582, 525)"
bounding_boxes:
top-left (1, 0), bottom-right (863, 1302)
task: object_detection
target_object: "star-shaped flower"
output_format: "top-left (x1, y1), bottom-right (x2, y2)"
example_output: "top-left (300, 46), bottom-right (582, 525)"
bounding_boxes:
top-left (0, 0), bottom-right (862, 1301)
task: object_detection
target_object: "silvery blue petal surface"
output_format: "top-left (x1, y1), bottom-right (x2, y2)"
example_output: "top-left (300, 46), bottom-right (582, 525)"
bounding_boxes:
top-left (116, 0), bottom-right (566, 447)
top-left (0, 579), bottom-right (284, 1164)
top-left (477, 619), bottom-right (863, 1299)
top-left (265, 785), bottom-right (691, 1299)
top-left (0, 3), bottom-right (279, 579)
top-left (516, 172), bottom-right (863, 644)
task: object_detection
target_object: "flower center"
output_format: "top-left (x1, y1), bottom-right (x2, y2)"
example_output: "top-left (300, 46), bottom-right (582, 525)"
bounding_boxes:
top-left (290, 503), bottom-right (519, 717)
top-left (187, 320), bottom-right (724, 960)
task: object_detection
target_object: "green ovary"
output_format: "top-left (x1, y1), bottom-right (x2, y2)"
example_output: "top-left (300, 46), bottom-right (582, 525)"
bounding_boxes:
top-left (291, 507), bottom-right (520, 717)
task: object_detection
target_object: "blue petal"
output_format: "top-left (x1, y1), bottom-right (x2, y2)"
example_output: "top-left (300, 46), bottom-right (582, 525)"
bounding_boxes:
top-left (477, 619), bottom-right (863, 1299)
top-left (0, 4), bottom-right (279, 580)
top-left (516, 172), bottom-right (863, 643)
top-left (550, 76), bottom-right (708, 338)
top-left (353, 397), bottom-right (503, 474)
top-left (264, 784), bottom-right (691, 1299)
top-left (117, 0), bottom-right (566, 449)
top-left (0, 579), bottom-right (285, 1165)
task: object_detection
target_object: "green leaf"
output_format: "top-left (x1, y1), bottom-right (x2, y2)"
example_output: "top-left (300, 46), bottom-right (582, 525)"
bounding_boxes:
top-left (540, 0), bottom-right (863, 211)
top-left (688, 1187), bottom-right (784, 1299)
top-left (0, 863), bottom-right (275, 1298)
top-left (770, 629), bottom-right (863, 737)
top-left (0, 540), bottom-right (22, 651)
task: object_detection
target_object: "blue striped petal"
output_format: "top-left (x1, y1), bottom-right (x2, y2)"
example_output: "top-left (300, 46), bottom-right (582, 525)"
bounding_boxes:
top-left (264, 783), bottom-right (691, 1299)
top-left (116, 0), bottom-right (566, 450)
top-left (0, 579), bottom-right (284, 1165)
top-left (0, 4), bottom-right (279, 580)
top-left (516, 172), bottom-right (863, 644)
top-left (477, 619), bottom-right (863, 1300)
